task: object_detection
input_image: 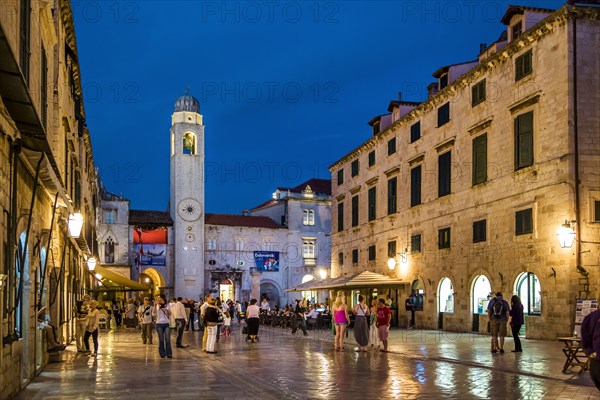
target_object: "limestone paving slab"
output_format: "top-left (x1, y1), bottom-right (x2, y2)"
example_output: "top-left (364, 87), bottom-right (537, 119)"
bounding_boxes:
top-left (15, 325), bottom-right (599, 400)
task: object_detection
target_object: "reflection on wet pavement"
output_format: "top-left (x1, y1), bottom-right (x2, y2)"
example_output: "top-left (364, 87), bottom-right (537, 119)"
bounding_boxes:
top-left (15, 326), bottom-right (599, 400)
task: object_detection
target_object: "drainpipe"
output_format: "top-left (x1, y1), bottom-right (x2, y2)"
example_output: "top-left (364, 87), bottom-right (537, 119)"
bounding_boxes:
top-left (570, 6), bottom-right (583, 288)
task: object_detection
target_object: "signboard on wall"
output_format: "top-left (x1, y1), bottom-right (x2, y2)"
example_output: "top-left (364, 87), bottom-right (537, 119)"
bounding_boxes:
top-left (135, 244), bottom-right (167, 266)
top-left (574, 298), bottom-right (597, 337)
top-left (254, 251), bottom-right (280, 272)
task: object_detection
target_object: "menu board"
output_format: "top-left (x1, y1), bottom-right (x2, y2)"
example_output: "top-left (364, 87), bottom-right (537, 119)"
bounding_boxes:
top-left (574, 298), bottom-right (598, 337)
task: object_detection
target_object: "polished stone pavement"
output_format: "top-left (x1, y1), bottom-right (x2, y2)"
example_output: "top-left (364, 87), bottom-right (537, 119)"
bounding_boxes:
top-left (16, 324), bottom-right (599, 400)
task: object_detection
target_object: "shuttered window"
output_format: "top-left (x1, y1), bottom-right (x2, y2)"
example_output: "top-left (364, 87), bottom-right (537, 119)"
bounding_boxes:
top-left (438, 151), bottom-right (451, 197)
top-left (387, 177), bottom-right (397, 215)
top-left (388, 137), bottom-right (396, 155)
top-left (41, 46), bottom-right (48, 128)
top-left (471, 79), bottom-right (486, 107)
top-left (368, 245), bottom-right (376, 261)
top-left (338, 252), bottom-right (344, 266)
top-left (387, 241), bottom-right (396, 258)
top-left (368, 150), bottom-right (376, 167)
top-left (411, 234), bottom-right (421, 253)
top-left (351, 195), bottom-right (359, 227)
top-left (337, 169), bottom-right (344, 185)
top-left (473, 220), bottom-right (487, 243)
top-left (20, 0), bottom-right (31, 84)
top-left (438, 228), bottom-right (451, 249)
top-left (472, 134), bottom-right (487, 185)
top-left (515, 208), bottom-right (533, 235)
top-left (351, 160), bottom-right (359, 177)
top-left (438, 103), bottom-right (450, 127)
top-left (411, 166), bottom-right (422, 207)
top-left (515, 50), bottom-right (533, 81)
top-left (368, 187), bottom-right (376, 221)
top-left (514, 111), bottom-right (534, 170)
top-left (410, 121), bottom-right (421, 143)
top-left (337, 202), bottom-right (344, 232)
top-left (352, 249), bottom-right (359, 264)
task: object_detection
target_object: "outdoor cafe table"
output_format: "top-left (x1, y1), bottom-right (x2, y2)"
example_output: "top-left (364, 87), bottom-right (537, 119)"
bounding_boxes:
top-left (557, 336), bottom-right (591, 373)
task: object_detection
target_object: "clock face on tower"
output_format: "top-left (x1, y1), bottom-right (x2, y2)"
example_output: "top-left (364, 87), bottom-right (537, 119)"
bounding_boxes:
top-left (177, 198), bottom-right (202, 222)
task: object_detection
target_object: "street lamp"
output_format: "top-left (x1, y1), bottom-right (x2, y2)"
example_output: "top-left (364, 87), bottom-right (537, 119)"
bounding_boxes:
top-left (67, 213), bottom-right (84, 237)
top-left (94, 273), bottom-right (102, 280)
top-left (319, 269), bottom-right (327, 280)
top-left (87, 257), bottom-right (97, 271)
top-left (387, 257), bottom-right (396, 270)
top-left (557, 220), bottom-right (576, 249)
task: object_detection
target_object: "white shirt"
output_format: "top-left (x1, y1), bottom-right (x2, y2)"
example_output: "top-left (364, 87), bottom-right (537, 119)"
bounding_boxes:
top-left (171, 302), bottom-right (187, 321)
top-left (307, 309), bottom-right (319, 319)
top-left (260, 301), bottom-right (270, 311)
top-left (200, 301), bottom-right (210, 318)
top-left (155, 304), bottom-right (171, 324)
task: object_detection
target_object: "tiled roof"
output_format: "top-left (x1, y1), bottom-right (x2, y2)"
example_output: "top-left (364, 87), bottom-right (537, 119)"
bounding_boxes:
top-left (387, 100), bottom-right (421, 112)
top-left (205, 213), bottom-right (285, 229)
top-left (129, 210), bottom-right (173, 227)
top-left (289, 178), bottom-right (332, 195)
top-left (501, 5), bottom-right (556, 25)
top-left (250, 198), bottom-right (279, 211)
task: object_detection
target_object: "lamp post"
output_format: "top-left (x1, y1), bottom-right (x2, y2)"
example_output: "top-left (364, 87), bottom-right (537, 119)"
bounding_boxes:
top-left (67, 213), bottom-right (84, 238)
top-left (319, 269), bottom-right (327, 280)
top-left (387, 258), bottom-right (396, 271)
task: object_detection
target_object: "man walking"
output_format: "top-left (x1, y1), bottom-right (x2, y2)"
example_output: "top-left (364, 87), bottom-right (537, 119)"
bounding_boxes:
top-left (487, 292), bottom-right (510, 354)
top-left (137, 297), bottom-right (156, 345)
top-left (172, 297), bottom-right (188, 348)
top-left (74, 294), bottom-right (90, 352)
top-left (200, 293), bottom-right (213, 352)
top-left (405, 293), bottom-right (415, 329)
top-left (581, 308), bottom-right (600, 390)
top-left (376, 298), bottom-right (391, 352)
top-left (291, 300), bottom-right (308, 336)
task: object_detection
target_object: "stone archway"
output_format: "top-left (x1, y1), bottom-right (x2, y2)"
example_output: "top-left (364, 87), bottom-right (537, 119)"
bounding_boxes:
top-left (260, 281), bottom-right (281, 309)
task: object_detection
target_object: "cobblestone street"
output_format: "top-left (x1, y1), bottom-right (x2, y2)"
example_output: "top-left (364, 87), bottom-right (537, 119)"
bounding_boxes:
top-left (16, 325), bottom-right (598, 400)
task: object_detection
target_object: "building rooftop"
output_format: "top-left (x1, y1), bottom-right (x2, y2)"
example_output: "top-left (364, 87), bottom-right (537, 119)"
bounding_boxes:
top-left (500, 5), bottom-right (556, 25)
top-left (278, 178), bottom-right (332, 196)
top-left (205, 213), bottom-right (286, 229)
top-left (129, 210), bottom-right (173, 227)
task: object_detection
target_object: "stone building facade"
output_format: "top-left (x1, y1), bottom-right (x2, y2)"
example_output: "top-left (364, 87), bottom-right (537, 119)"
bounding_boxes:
top-left (0, 0), bottom-right (99, 397)
top-left (329, 4), bottom-right (600, 339)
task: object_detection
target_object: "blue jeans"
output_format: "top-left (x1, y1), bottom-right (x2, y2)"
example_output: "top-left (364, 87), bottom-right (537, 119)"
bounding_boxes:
top-left (175, 319), bottom-right (186, 346)
top-left (156, 323), bottom-right (172, 357)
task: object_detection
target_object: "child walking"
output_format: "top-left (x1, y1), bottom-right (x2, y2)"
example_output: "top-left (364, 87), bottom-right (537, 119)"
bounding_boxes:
top-left (222, 311), bottom-right (232, 336)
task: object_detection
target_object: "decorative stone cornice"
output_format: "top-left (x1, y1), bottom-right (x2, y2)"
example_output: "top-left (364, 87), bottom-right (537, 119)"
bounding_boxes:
top-left (407, 154), bottom-right (425, 166)
top-left (328, 6), bottom-right (584, 172)
top-left (435, 137), bottom-right (456, 153)
top-left (508, 91), bottom-right (542, 114)
top-left (349, 186), bottom-right (361, 195)
top-left (365, 176), bottom-right (379, 186)
top-left (384, 166), bottom-right (401, 177)
top-left (467, 117), bottom-right (494, 135)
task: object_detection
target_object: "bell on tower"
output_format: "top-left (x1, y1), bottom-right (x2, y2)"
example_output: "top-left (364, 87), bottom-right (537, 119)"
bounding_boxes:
top-left (182, 132), bottom-right (196, 155)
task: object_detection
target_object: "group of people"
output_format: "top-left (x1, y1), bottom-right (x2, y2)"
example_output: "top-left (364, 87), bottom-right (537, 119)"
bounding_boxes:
top-left (332, 291), bottom-right (392, 353)
top-left (486, 292), bottom-right (525, 354)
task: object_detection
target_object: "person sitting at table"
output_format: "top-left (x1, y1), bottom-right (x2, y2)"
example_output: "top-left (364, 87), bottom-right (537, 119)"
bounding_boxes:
top-left (38, 315), bottom-right (66, 352)
top-left (581, 308), bottom-right (600, 391)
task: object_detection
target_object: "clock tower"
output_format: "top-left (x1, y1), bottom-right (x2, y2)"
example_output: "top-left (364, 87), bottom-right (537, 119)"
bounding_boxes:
top-left (169, 92), bottom-right (205, 299)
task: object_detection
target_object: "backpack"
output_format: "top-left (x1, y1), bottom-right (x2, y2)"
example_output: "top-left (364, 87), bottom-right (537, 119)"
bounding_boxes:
top-left (492, 299), bottom-right (505, 318)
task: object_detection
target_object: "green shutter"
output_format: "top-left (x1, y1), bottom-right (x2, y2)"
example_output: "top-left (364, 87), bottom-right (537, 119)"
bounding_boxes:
top-left (472, 134), bottom-right (487, 185)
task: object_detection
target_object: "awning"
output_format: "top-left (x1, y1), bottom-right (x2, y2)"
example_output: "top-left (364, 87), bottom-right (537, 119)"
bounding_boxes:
top-left (286, 271), bottom-right (408, 292)
top-left (92, 265), bottom-right (149, 291)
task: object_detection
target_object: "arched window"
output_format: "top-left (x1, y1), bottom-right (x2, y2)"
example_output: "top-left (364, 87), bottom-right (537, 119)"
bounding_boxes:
top-left (438, 277), bottom-right (454, 313)
top-left (514, 272), bottom-right (541, 315)
top-left (303, 240), bottom-right (315, 258)
top-left (303, 209), bottom-right (315, 226)
top-left (471, 275), bottom-right (492, 314)
top-left (182, 132), bottom-right (196, 155)
top-left (301, 274), bottom-right (316, 304)
top-left (104, 237), bottom-right (115, 263)
top-left (411, 279), bottom-right (424, 311)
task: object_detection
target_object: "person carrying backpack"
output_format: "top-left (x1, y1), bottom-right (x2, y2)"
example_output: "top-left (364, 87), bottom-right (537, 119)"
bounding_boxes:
top-left (487, 292), bottom-right (510, 354)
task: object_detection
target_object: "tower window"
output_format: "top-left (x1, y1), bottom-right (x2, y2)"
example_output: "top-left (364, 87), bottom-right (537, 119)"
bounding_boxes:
top-left (104, 237), bottom-right (115, 263)
top-left (183, 132), bottom-right (197, 155)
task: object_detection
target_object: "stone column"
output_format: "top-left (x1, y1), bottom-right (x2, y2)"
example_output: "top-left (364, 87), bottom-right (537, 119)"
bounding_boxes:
top-left (250, 268), bottom-right (261, 301)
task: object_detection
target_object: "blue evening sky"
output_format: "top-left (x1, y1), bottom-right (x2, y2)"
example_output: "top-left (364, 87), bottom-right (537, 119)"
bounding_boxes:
top-left (72, 0), bottom-right (563, 214)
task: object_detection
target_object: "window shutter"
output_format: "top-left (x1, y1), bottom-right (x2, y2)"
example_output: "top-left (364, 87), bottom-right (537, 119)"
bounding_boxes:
top-left (411, 166), bottom-right (422, 206)
top-left (337, 202), bottom-right (344, 232)
top-left (515, 112), bottom-right (534, 169)
top-left (368, 187), bottom-right (376, 221)
top-left (387, 177), bottom-right (397, 214)
top-left (472, 134), bottom-right (487, 185)
top-left (352, 195), bottom-right (359, 227)
top-left (438, 152), bottom-right (451, 197)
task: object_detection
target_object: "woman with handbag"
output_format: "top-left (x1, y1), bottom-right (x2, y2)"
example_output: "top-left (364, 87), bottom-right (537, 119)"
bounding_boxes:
top-left (155, 296), bottom-right (173, 358)
top-left (204, 299), bottom-right (221, 354)
top-left (245, 299), bottom-right (261, 342)
top-left (353, 295), bottom-right (370, 352)
top-left (332, 291), bottom-right (350, 351)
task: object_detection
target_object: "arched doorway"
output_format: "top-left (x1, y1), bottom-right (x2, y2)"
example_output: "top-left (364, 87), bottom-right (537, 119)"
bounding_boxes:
top-left (219, 278), bottom-right (234, 302)
top-left (301, 274), bottom-right (316, 305)
top-left (437, 277), bottom-right (454, 329)
top-left (514, 272), bottom-right (541, 315)
top-left (141, 267), bottom-right (166, 297)
top-left (260, 282), bottom-right (280, 309)
top-left (471, 275), bottom-right (492, 332)
top-left (411, 279), bottom-right (424, 311)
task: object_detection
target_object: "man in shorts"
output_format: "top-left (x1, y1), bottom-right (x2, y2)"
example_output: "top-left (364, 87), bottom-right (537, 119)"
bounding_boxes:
top-left (487, 292), bottom-right (510, 353)
top-left (376, 298), bottom-right (391, 352)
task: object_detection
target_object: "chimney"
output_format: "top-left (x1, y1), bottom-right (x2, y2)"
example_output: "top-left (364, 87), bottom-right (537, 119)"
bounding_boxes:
top-left (427, 82), bottom-right (439, 99)
top-left (242, 210), bottom-right (249, 216)
top-left (479, 43), bottom-right (487, 53)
